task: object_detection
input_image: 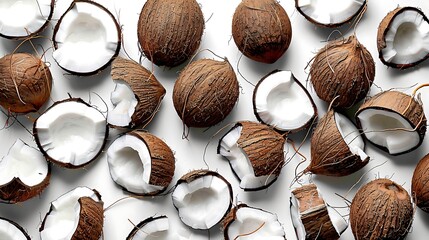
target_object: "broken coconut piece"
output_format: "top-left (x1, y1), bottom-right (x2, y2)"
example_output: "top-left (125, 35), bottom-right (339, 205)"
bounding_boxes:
top-left (290, 184), bottom-right (348, 240)
top-left (218, 121), bottom-right (285, 191)
top-left (253, 70), bottom-right (317, 133)
top-left (40, 187), bottom-right (103, 240)
top-left (33, 98), bottom-right (108, 168)
top-left (377, 7), bottom-right (429, 69)
top-left (172, 170), bottom-right (233, 230)
top-left (108, 57), bottom-right (165, 128)
top-left (412, 153), bottom-right (429, 213)
top-left (356, 91), bottom-right (427, 155)
top-left (107, 131), bottom-right (175, 195)
top-left (0, 139), bottom-right (50, 203)
top-left (0, 217), bottom-right (30, 240)
top-left (307, 110), bottom-right (369, 176)
top-left (223, 204), bottom-right (286, 240)
top-left (52, 0), bottom-right (121, 75)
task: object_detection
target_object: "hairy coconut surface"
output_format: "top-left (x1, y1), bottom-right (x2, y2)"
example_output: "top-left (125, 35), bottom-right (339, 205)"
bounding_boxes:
top-left (232, 0), bottom-right (292, 63)
top-left (0, 217), bottom-right (30, 240)
top-left (412, 154), bottom-right (429, 213)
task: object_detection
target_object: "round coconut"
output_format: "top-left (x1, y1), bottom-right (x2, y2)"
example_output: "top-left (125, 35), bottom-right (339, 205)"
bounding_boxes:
top-left (137, 0), bottom-right (204, 67)
top-left (350, 178), bottom-right (414, 240)
top-left (310, 35), bottom-right (375, 108)
top-left (0, 217), bottom-right (30, 239)
top-left (412, 154), bottom-right (429, 213)
top-left (232, 0), bottom-right (292, 63)
top-left (0, 53), bottom-right (52, 113)
top-left (173, 58), bottom-right (239, 128)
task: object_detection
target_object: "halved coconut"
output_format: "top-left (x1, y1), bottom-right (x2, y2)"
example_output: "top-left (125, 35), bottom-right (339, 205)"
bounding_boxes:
top-left (40, 187), bottom-right (103, 240)
top-left (52, 0), bottom-right (121, 75)
top-left (0, 217), bottom-right (30, 240)
top-left (307, 110), bottom-right (369, 176)
top-left (377, 7), bottom-right (429, 69)
top-left (253, 70), bottom-right (317, 133)
top-left (295, 0), bottom-right (367, 27)
top-left (33, 98), bottom-right (108, 168)
top-left (223, 204), bottom-right (285, 239)
top-left (218, 121), bottom-right (285, 191)
top-left (290, 184), bottom-right (348, 240)
top-left (0, 0), bottom-right (54, 39)
top-left (0, 139), bottom-right (50, 203)
top-left (356, 91), bottom-right (427, 155)
top-left (412, 154), bottom-right (429, 213)
top-left (108, 57), bottom-right (166, 128)
top-left (107, 131), bottom-right (175, 195)
top-left (172, 170), bottom-right (233, 230)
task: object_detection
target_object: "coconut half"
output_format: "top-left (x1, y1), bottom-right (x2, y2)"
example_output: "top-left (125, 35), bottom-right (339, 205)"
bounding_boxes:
top-left (290, 184), bottom-right (348, 240)
top-left (40, 187), bottom-right (103, 240)
top-left (218, 121), bottom-right (285, 191)
top-left (253, 70), bottom-right (317, 133)
top-left (33, 98), bottom-right (108, 168)
top-left (52, 0), bottom-right (121, 75)
top-left (377, 7), bottom-right (429, 69)
top-left (356, 91), bottom-right (427, 155)
top-left (0, 217), bottom-right (30, 240)
top-left (172, 170), bottom-right (233, 230)
top-left (412, 154), bottom-right (429, 213)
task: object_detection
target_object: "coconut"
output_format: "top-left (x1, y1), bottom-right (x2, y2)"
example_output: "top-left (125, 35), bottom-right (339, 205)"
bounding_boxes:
top-left (290, 184), bottom-right (348, 240)
top-left (173, 58), bottom-right (239, 128)
top-left (222, 204), bottom-right (286, 239)
top-left (52, 0), bottom-right (121, 75)
top-left (0, 217), bottom-right (30, 240)
top-left (40, 187), bottom-right (104, 240)
top-left (107, 130), bottom-right (175, 195)
top-left (0, 53), bottom-right (52, 113)
top-left (253, 70), bottom-right (317, 133)
top-left (137, 0), bottom-right (204, 67)
top-left (172, 170), bottom-right (233, 230)
top-left (33, 98), bottom-right (108, 169)
top-left (350, 178), bottom-right (414, 240)
top-left (356, 91), bottom-right (427, 155)
top-left (307, 110), bottom-right (369, 176)
top-left (108, 57), bottom-right (166, 128)
top-left (218, 121), bottom-right (285, 191)
top-left (377, 7), bottom-right (429, 69)
top-left (232, 0), bottom-right (292, 63)
top-left (412, 154), bottom-right (429, 213)
top-left (310, 35), bottom-right (375, 108)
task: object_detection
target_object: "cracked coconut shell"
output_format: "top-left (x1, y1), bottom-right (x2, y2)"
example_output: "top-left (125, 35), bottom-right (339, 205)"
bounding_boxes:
top-left (412, 154), bottom-right (429, 213)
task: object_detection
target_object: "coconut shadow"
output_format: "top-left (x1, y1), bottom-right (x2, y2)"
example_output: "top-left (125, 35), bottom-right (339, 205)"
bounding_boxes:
top-left (63, 66), bottom-right (111, 91)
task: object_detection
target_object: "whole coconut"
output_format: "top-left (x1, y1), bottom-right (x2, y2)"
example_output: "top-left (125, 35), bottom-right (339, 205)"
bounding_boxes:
top-left (412, 154), bottom-right (429, 213)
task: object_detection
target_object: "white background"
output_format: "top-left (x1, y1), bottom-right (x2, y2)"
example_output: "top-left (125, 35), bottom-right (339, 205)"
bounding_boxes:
top-left (1, 0), bottom-right (429, 239)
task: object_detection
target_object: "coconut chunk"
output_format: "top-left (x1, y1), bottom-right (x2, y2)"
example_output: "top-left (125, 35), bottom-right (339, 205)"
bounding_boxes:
top-left (108, 81), bottom-right (138, 127)
top-left (334, 112), bottom-right (367, 160)
top-left (0, 218), bottom-right (30, 240)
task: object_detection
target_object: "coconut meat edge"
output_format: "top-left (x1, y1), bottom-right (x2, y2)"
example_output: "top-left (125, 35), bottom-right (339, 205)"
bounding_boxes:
top-left (107, 81), bottom-right (138, 127)
top-left (334, 112), bottom-right (367, 160)
top-left (0, 219), bottom-right (28, 240)
top-left (130, 217), bottom-right (197, 240)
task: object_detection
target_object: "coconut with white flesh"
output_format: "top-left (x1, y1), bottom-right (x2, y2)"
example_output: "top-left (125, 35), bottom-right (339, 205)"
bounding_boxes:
top-left (356, 91), bottom-right (427, 155)
top-left (172, 170), bottom-right (233, 230)
top-left (0, 0), bottom-right (54, 39)
top-left (107, 131), bottom-right (175, 195)
top-left (253, 70), bottom-right (317, 133)
top-left (108, 57), bottom-right (166, 128)
top-left (33, 98), bottom-right (108, 168)
top-left (307, 110), bottom-right (369, 176)
top-left (40, 187), bottom-right (103, 240)
top-left (223, 204), bottom-right (286, 240)
top-left (0, 139), bottom-right (50, 203)
top-left (218, 121), bottom-right (285, 191)
top-left (377, 7), bottom-right (429, 69)
top-left (0, 217), bottom-right (30, 240)
top-left (52, 0), bottom-right (121, 75)
top-left (290, 184), bottom-right (348, 240)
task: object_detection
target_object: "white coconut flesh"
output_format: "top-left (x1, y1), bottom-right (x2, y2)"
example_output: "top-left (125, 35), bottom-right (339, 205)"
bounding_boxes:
top-left (35, 101), bottom-right (106, 166)
top-left (0, 139), bottom-right (48, 187)
top-left (357, 109), bottom-right (420, 154)
top-left (172, 175), bottom-right (231, 229)
top-left (219, 126), bottom-right (277, 190)
top-left (130, 217), bottom-right (200, 240)
top-left (107, 81), bottom-right (138, 127)
top-left (53, 1), bottom-right (119, 73)
top-left (334, 112), bottom-right (367, 160)
top-left (0, 219), bottom-right (28, 240)
top-left (40, 187), bottom-right (100, 240)
top-left (107, 134), bottom-right (163, 194)
top-left (255, 71), bottom-right (315, 131)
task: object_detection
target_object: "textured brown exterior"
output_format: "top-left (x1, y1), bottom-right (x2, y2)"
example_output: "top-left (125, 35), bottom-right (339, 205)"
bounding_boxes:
top-left (71, 197), bottom-right (104, 240)
top-left (126, 216), bottom-right (167, 240)
top-left (232, 0), bottom-right (292, 63)
top-left (412, 154), bottom-right (429, 213)
top-left (173, 59), bottom-right (239, 128)
top-left (356, 91), bottom-right (427, 155)
top-left (137, 0), bottom-right (204, 67)
top-left (0, 217), bottom-right (30, 239)
top-left (308, 110), bottom-right (369, 176)
top-left (0, 53), bottom-right (52, 113)
top-left (350, 178), bottom-right (414, 240)
top-left (111, 57), bottom-right (166, 128)
top-left (310, 35), bottom-right (375, 108)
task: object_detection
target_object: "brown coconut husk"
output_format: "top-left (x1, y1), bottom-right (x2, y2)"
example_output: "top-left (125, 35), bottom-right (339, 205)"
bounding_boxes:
top-left (0, 217), bottom-right (30, 239)
top-left (412, 154), bottom-right (429, 213)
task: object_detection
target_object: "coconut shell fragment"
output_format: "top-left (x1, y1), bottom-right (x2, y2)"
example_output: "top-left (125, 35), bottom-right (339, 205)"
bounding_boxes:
top-left (412, 154), bottom-right (429, 213)
top-left (0, 217), bottom-right (30, 240)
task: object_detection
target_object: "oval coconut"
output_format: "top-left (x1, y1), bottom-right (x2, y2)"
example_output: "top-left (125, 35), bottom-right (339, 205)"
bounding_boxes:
top-left (412, 154), bottom-right (429, 213)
